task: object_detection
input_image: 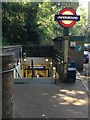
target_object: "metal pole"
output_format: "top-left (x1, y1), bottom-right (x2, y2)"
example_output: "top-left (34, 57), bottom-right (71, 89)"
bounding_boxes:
top-left (2, 53), bottom-right (15, 118)
top-left (63, 28), bottom-right (69, 81)
top-left (31, 59), bottom-right (34, 78)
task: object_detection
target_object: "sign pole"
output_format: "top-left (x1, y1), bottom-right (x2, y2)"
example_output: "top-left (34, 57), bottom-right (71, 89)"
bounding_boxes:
top-left (55, 7), bottom-right (80, 81)
top-left (63, 28), bottom-right (69, 80)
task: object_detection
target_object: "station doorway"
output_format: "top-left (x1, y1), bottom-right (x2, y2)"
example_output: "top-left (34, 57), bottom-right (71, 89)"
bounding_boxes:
top-left (22, 57), bottom-right (53, 78)
top-left (24, 67), bottom-right (49, 78)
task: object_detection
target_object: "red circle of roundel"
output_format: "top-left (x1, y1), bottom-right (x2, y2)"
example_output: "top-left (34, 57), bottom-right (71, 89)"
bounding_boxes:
top-left (58, 8), bottom-right (76, 28)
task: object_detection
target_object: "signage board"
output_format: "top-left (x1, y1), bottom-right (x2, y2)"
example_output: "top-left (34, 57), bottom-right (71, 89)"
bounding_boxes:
top-left (55, 7), bottom-right (80, 28)
top-left (70, 42), bottom-right (76, 47)
top-left (28, 66), bottom-right (45, 69)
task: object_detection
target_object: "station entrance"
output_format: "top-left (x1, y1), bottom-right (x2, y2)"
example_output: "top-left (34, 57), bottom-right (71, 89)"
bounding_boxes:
top-left (21, 57), bottom-right (53, 78)
top-left (23, 67), bottom-right (49, 78)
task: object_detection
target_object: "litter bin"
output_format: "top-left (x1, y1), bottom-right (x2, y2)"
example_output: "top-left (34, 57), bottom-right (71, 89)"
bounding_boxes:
top-left (67, 61), bottom-right (76, 82)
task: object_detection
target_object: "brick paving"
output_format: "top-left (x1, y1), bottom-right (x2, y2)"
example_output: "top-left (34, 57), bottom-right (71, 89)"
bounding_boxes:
top-left (0, 54), bottom-right (1, 119)
top-left (77, 63), bottom-right (90, 95)
top-left (14, 77), bottom-right (88, 118)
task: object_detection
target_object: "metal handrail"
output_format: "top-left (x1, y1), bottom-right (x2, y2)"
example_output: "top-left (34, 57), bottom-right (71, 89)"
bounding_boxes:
top-left (1, 65), bottom-right (21, 78)
top-left (2, 67), bottom-right (15, 74)
top-left (14, 65), bottom-right (21, 78)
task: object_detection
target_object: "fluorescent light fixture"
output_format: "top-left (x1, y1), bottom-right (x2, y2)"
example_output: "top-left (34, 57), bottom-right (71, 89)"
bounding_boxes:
top-left (53, 67), bottom-right (56, 70)
top-left (24, 58), bottom-right (27, 62)
top-left (50, 61), bottom-right (53, 65)
top-left (45, 59), bottom-right (49, 62)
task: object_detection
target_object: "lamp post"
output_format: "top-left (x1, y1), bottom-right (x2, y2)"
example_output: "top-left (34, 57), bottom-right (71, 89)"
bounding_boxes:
top-left (31, 59), bottom-right (34, 78)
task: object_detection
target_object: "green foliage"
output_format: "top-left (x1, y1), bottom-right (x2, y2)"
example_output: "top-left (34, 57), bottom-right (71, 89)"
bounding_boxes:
top-left (2, 2), bottom-right (25, 45)
top-left (37, 3), bottom-right (56, 45)
top-left (2, 37), bottom-right (10, 46)
top-left (69, 6), bottom-right (88, 37)
top-left (24, 3), bottom-right (41, 45)
top-left (2, 2), bottom-right (88, 46)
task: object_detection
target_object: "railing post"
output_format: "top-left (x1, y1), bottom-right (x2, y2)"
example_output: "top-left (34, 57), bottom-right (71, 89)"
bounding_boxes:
top-left (31, 59), bottom-right (34, 78)
top-left (2, 53), bottom-right (15, 118)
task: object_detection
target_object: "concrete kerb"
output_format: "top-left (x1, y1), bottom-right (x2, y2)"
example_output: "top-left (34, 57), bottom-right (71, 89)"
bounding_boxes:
top-left (76, 70), bottom-right (90, 96)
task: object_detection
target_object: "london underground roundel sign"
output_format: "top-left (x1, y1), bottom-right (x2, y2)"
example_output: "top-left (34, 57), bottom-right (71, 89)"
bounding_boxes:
top-left (55, 8), bottom-right (80, 28)
top-left (59, 8), bottom-right (76, 28)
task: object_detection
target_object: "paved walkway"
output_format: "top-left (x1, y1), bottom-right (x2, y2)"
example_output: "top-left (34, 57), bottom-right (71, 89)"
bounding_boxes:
top-left (0, 95), bottom-right (1, 119)
top-left (14, 77), bottom-right (88, 118)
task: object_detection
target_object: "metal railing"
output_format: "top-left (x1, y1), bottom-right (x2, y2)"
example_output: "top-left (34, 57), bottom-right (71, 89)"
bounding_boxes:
top-left (53, 49), bottom-right (64, 64)
top-left (14, 65), bottom-right (21, 78)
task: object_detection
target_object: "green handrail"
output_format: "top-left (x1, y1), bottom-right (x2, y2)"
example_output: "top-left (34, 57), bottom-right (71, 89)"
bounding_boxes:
top-left (53, 49), bottom-right (64, 65)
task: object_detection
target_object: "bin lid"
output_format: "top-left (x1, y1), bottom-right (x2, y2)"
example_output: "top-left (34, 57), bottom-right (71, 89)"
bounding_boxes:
top-left (68, 68), bottom-right (76, 71)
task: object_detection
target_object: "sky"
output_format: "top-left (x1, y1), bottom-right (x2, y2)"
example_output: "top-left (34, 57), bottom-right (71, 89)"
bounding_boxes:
top-left (79, 0), bottom-right (90, 8)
